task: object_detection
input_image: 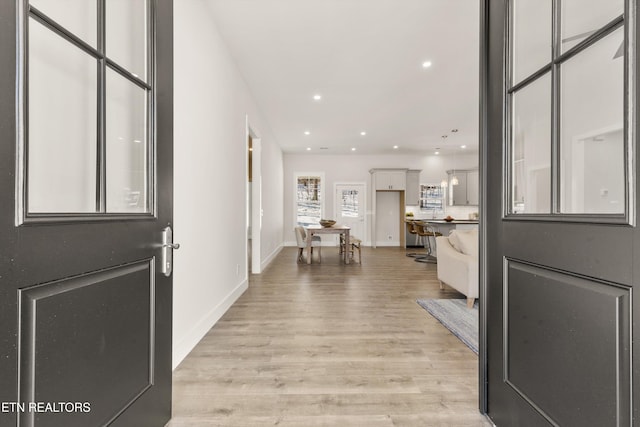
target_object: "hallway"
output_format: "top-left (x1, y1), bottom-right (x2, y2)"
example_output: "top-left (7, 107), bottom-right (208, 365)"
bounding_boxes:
top-left (169, 247), bottom-right (491, 426)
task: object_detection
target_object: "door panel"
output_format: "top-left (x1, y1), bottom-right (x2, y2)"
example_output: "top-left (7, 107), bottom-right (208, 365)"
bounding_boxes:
top-left (505, 260), bottom-right (630, 427)
top-left (0, 1), bottom-right (173, 426)
top-left (483, 0), bottom-right (635, 426)
top-left (19, 261), bottom-right (154, 427)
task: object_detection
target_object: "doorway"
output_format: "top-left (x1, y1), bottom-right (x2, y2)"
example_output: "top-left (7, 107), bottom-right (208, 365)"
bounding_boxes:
top-left (335, 183), bottom-right (367, 244)
top-left (247, 120), bottom-right (262, 274)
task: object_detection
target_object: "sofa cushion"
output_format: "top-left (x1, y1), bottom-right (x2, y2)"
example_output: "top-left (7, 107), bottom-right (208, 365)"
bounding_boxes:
top-left (448, 230), bottom-right (463, 253)
top-left (455, 229), bottom-right (478, 258)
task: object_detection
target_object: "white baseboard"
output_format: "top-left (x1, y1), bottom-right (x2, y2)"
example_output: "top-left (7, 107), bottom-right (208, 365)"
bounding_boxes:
top-left (261, 244), bottom-right (283, 271)
top-left (284, 241), bottom-right (341, 247)
top-left (375, 241), bottom-right (401, 247)
top-left (172, 279), bottom-right (248, 370)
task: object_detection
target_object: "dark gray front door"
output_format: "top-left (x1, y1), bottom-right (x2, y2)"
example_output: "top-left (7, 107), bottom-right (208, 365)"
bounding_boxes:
top-left (0, 1), bottom-right (173, 426)
top-left (484, 0), bottom-right (635, 426)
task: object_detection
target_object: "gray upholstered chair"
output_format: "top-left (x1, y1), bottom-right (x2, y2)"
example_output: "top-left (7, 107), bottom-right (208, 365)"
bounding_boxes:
top-left (294, 226), bottom-right (321, 263)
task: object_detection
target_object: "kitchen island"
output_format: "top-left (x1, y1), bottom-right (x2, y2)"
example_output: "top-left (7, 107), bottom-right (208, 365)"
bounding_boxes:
top-left (405, 218), bottom-right (478, 247)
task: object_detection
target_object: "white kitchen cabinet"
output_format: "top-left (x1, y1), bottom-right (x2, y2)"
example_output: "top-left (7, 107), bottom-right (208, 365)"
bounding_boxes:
top-left (447, 169), bottom-right (479, 206)
top-left (373, 170), bottom-right (406, 191)
top-left (405, 170), bottom-right (420, 205)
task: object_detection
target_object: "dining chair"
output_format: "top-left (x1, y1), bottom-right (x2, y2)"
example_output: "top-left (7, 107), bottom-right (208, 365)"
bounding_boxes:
top-left (294, 226), bottom-right (321, 263)
top-left (339, 234), bottom-right (362, 264)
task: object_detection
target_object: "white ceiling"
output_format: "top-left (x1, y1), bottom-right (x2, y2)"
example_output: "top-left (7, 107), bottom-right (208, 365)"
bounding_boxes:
top-left (206, 0), bottom-right (480, 155)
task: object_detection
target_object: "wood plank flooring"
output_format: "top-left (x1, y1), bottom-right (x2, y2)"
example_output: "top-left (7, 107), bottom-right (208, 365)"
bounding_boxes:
top-left (168, 247), bottom-right (493, 427)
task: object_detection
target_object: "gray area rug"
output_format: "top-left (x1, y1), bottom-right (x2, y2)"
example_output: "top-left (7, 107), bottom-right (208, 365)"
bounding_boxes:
top-left (416, 299), bottom-right (478, 354)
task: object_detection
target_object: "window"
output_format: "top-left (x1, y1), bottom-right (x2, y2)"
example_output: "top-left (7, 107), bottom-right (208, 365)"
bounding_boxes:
top-left (295, 173), bottom-right (324, 227)
top-left (507, 0), bottom-right (627, 220)
top-left (419, 184), bottom-right (444, 211)
top-left (20, 0), bottom-right (153, 221)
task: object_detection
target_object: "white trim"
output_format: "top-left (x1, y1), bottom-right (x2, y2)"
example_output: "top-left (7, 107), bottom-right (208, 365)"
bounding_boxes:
top-left (261, 243), bottom-right (284, 271)
top-left (375, 241), bottom-right (401, 247)
top-left (172, 279), bottom-right (248, 370)
top-left (246, 116), bottom-right (262, 274)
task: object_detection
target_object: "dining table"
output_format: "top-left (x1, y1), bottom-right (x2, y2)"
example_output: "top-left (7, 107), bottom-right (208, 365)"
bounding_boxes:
top-left (304, 225), bottom-right (351, 264)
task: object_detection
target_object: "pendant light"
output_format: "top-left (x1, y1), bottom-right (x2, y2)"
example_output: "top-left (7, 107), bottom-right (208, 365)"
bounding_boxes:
top-left (449, 135), bottom-right (459, 185)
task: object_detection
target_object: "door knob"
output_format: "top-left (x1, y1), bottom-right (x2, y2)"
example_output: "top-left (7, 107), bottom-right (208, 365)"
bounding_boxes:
top-left (161, 227), bottom-right (179, 276)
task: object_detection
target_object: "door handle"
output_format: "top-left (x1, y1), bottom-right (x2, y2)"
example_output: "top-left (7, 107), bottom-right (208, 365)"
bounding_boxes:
top-left (161, 226), bottom-right (180, 277)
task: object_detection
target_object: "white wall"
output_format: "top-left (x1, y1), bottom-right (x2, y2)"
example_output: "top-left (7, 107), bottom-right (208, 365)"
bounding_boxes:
top-left (173, 0), bottom-right (284, 369)
top-left (283, 152), bottom-right (478, 246)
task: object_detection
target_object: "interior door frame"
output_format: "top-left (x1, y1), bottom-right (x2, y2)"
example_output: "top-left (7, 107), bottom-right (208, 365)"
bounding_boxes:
top-left (334, 182), bottom-right (367, 245)
top-left (246, 118), bottom-right (262, 274)
top-left (478, 0), bottom-right (489, 414)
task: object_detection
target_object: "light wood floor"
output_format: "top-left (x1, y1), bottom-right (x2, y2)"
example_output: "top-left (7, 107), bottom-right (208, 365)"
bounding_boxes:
top-left (168, 247), bottom-right (492, 427)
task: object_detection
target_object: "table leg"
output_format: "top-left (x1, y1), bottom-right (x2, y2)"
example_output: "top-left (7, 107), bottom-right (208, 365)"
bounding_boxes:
top-left (344, 230), bottom-right (350, 264)
top-left (306, 232), bottom-right (313, 264)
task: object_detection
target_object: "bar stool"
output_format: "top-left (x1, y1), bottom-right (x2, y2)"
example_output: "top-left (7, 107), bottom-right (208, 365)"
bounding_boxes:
top-left (405, 220), bottom-right (425, 258)
top-left (414, 222), bottom-right (441, 264)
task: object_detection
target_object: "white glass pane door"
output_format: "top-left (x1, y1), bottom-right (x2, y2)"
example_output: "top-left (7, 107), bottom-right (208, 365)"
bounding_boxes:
top-left (336, 184), bottom-right (365, 241)
top-left (28, 18), bottom-right (97, 213)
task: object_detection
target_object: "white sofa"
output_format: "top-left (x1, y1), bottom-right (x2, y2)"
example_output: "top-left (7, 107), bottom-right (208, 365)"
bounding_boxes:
top-left (435, 229), bottom-right (478, 308)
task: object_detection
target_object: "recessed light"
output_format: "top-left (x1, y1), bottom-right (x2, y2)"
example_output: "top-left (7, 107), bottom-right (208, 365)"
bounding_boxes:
top-left (351, 147), bottom-right (356, 151)
top-left (313, 94), bottom-right (322, 101)
top-left (451, 129), bottom-right (459, 133)
top-left (360, 131), bottom-right (367, 136)
top-left (461, 145), bottom-right (467, 149)
top-left (306, 147), bottom-right (311, 151)
top-left (304, 131), bottom-right (311, 136)
top-left (435, 151), bottom-right (440, 155)
top-left (320, 147), bottom-right (329, 150)
top-left (393, 145), bottom-right (399, 149)
top-left (422, 61), bottom-right (432, 69)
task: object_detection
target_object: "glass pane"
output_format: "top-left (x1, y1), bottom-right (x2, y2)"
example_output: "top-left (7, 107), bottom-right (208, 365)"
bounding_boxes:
top-left (560, 28), bottom-right (624, 214)
top-left (561, 0), bottom-right (624, 53)
top-left (511, 0), bottom-right (552, 85)
top-left (296, 176), bottom-right (321, 226)
top-left (340, 190), bottom-right (359, 218)
top-left (29, 0), bottom-right (97, 47)
top-left (28, 19), bottom-right (97, 213)
top-left (106, 0), bottom-right (148, 80)
top-left (420, 184), bottom-right (444, 210)
top-left (511, 73), bottom-right (551, 214)
top-left (106, 69), bottom-right (149, 213)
